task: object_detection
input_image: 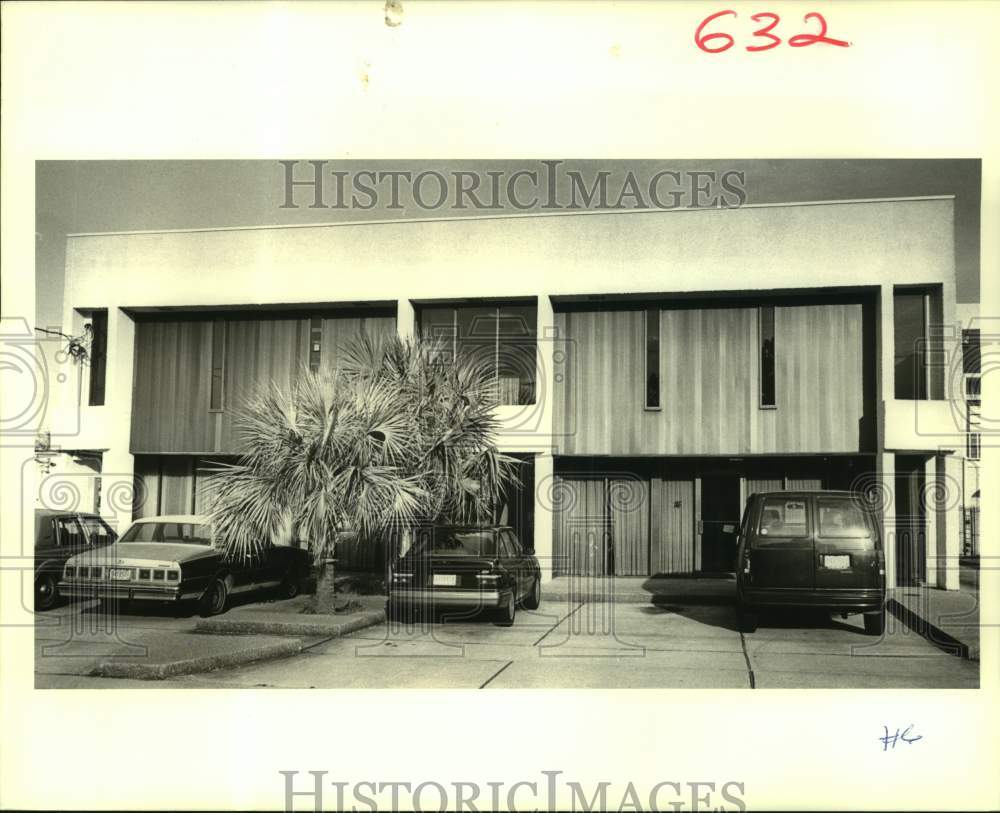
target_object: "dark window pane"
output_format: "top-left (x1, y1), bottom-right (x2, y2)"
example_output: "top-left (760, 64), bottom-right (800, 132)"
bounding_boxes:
top-left (817, 498), bottom-right (872, 538)
top-left (87, 311), bottom-right (108, 406)
top-left (456, 306), bottom-right (497, 382)
top-left (963, 329), bottom-right (981, 375)
top-left (411, 529), bottom-right (497, 557)
top-left (894, 290), bottom-right (927, 399)
top-left (210, 319), bottom-right (226, 410)
top-left (759, 305), bottom-right (775, 407)
top-left (756, 497), bottom-right (809, 540)
top-left (498, 303), bottom-right (536, 405)
top-left (645, 308), bottom-right (660, 409)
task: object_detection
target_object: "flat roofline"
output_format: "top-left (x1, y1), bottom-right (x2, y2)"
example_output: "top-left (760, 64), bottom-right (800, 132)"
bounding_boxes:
top-left (65, 195), bottom-right (956, 239)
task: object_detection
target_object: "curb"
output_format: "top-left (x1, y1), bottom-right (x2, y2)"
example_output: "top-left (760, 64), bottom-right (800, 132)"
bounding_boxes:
top-left (194, 609), bottom-right (386, 638)
top-left (91, 638), bottom-right (304, 681)
top-left (541, 590), bottom-right (735, 606)
top-left (887, 598), bottom-right (977, 661)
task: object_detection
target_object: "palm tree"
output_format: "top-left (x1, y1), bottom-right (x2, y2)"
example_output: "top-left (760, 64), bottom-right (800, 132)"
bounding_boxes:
top-left (205, 333), bottom-right (520, 613)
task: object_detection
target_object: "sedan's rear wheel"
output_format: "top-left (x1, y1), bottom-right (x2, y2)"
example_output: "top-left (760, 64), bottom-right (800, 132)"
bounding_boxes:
top-left (495, 591), bottom-right (516, 626)
top-left (863, 609), bottom-right (885, 637)
top-left (35, 574), bottom-right (59, 611)
top-left (200, 578), bottom-right (228, 617)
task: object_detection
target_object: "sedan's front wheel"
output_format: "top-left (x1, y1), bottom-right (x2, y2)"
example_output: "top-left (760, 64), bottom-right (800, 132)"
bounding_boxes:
top-left (199, 578), bottom-right (229, 617)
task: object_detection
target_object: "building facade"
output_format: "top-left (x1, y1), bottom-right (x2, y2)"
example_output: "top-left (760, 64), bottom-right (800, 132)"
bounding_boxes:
top-left (46, 196), bottom-right (970, 589)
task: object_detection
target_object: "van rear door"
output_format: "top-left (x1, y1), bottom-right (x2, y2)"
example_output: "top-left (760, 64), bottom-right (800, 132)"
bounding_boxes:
top-left (814, 496), bottom-right (881, 590)
top-left (749, 496), bottom-right (814, 589)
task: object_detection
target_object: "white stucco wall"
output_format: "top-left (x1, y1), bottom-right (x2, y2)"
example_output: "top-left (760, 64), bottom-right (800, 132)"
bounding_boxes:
top-left (63, 197), bottom-right (955, 310)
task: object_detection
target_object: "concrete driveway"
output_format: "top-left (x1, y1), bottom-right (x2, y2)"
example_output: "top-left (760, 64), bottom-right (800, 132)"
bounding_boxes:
top-left (39, 597), bottom-right (977, 689)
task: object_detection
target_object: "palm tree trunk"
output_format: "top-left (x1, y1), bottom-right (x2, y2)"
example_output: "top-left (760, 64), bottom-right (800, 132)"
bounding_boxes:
top-left (314, 556), bottom-right (338, 614)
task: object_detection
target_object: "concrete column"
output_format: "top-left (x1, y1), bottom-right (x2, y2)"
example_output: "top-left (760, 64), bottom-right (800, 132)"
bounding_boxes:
top-left (933, 453), bottom-right (962, 590)
top-left (877, 283), bottom-right (896, 408)
top-left (877, 452), bottom-right (897, 589)
top-left (923, 455), bottom-right (936, 586)
top-left (534, 452), bottom-right (555, 582)
top-left (100, 308), bottom-right (137, 532)
top-left (396, 298), bottom-right (416, 341)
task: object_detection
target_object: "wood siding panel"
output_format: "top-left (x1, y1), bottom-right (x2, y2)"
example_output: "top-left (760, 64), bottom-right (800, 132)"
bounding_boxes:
top-left (131, 321), bottom-right (214, 454)
top-left (556, 302), bottom-right (867, 456)
top-left (132, 313), bottom-right (395, 455)
top-left (610, 478), bottom-right (649, 576)
top-left (318, 315), bottom-right (396, 375)
top-left (133, 455), bottom-right (161, 519)
top-left (553, 477), bottom-right (607, 576)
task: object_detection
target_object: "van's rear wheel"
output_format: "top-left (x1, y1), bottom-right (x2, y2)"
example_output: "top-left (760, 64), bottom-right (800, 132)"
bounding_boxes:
top-left (737, 605), bottom-right (758, 633)
top-left (863, 609), bottom-right (885, 636)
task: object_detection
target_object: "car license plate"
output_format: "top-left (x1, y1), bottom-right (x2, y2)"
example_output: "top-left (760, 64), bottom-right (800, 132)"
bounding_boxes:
top-left (109, 568), bottom-right (132, 581)
top-left (432, 573), bottom-right (457, 587)
top-left (824, 555), bottom-right (850, 570)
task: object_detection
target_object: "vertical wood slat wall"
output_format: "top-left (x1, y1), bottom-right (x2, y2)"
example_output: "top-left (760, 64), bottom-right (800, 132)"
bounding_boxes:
top-left (555, 302), bottom-right (867, 456)
top-left (131, 313), bottom-right (395, 455)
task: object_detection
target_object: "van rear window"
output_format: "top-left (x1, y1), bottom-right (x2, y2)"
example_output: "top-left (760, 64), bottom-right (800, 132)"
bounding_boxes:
top-left (758, 498), bottom-right (808, 537)
top-left (818, 499), bottom-right (871, 538)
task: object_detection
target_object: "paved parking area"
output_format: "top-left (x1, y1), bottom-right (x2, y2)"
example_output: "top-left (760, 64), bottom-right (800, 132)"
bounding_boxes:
top-left (37, 597), bottom-right (978, 689)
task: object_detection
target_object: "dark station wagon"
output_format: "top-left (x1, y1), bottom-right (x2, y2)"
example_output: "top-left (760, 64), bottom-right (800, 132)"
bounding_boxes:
top-left (735, 491), bottom-right (886, 635)
top-left (58, 514), bottom-right (312, 616)
top-left (388, 526), bottom-right (541, 625)
top-left (34, 509), bottom-right (118, 610)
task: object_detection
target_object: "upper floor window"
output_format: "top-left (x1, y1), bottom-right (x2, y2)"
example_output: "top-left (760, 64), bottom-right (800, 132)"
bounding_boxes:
top-left (645, 308), bottom-right (660, 410)
top-left (87, 310), bottom-right (108, 407)
top-left (759, 305), bottom-right (776, 408)
top-left (894, 287), bottom-right (943, 400)
top-left (418, 301), bottom-right (536, 405)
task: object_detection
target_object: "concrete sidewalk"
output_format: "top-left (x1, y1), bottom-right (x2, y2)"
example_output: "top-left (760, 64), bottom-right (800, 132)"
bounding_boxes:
top-left (888, 578), bottom-right (981, 661)
top-left (36, 595), bottom-right (387, 683)
top-left (544, 575), bottom-right (736, 605)
top-left (547, 573), bottom-right (983, 661)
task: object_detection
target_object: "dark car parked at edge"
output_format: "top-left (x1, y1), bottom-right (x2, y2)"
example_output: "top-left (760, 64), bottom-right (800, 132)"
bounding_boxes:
top-left (34, 509), bottom-right (118, 610)
top-left (735, 491), bottom-right (886, 635)
top-left (58, 514), bottom-right (312, 616)
top-left (388, 526), bottom-right (541, 626)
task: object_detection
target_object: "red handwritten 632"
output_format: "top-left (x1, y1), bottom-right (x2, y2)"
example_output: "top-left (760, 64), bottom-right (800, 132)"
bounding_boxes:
top-left (695, 10), bottom-right (851, 53)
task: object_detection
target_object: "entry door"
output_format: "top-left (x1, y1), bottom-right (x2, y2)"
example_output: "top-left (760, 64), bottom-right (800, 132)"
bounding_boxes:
top-left (895, 456), bottom-right (927, 586)
top-left (700, 476), bottom-right (741, 573)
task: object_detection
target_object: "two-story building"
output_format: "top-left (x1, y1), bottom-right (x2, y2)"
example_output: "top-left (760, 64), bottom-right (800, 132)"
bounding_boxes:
top-left (46, 196), bottom-right (969, 589)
